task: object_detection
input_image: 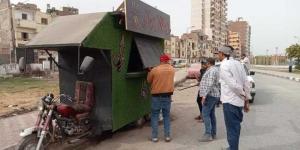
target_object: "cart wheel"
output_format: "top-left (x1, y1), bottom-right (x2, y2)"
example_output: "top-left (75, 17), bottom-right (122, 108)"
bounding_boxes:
top-left (135, 118), bottom-right (145, 128)
top-left (144, 114), bottom-right (151, 122)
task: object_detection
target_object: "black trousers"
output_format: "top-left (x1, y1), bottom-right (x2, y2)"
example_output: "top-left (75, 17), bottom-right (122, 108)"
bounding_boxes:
top-left (289, 66), bottom-right (292, 72)
top-left (196, 92), bottom-right (203, 116)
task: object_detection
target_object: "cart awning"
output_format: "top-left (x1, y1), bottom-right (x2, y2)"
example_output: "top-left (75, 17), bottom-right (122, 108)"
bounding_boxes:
top-left (134, 36), bottom-right (163, 68)
top-left (26, 12), bottom-right (107, 49)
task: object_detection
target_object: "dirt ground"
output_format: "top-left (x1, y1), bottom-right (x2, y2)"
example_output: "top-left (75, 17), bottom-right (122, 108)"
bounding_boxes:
top-left (0, 77), bottom-right (59, 117)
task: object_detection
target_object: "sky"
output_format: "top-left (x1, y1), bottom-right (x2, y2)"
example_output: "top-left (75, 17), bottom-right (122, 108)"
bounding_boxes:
top-left (11, 0), bottom-right (300, 55)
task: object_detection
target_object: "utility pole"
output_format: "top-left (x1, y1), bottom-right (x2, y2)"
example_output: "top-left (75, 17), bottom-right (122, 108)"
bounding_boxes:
top-left (275, 47), bottom-right (279, 65)
top-left (8, 0), bottom-right (16, 64)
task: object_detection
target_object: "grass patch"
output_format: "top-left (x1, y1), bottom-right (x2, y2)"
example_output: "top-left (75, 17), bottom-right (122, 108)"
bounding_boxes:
top-left (0, 77), bottom-right (54, 92)
top-left (0, 77), bottom-right (59, 117)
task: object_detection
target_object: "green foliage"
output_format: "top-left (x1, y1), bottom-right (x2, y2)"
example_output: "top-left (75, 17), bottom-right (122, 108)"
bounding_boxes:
top-left (286, 44), bottom-right (300, 61)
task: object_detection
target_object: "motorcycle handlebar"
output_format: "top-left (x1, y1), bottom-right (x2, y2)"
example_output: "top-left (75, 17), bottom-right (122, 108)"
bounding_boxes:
top-left (41, 94), bottom-right (73, 105)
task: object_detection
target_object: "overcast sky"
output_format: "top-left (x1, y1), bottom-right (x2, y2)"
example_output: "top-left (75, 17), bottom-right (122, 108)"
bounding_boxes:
top-left (11, 0), bottom-right (300, 55)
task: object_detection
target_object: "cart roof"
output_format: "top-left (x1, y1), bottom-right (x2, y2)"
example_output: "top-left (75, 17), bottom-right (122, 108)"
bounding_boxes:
top-left (26, 12), bottom-right (107, 49)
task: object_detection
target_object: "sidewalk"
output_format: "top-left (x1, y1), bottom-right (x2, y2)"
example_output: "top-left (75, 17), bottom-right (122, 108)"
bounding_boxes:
top-left (174, 68), bottom-right (188, 87)
top-left (252, 68), bottom-right (300, 82)
top-left (0, 69), bottom-right (187, 150)
top-left (0, 111), bottom-right (38, 150)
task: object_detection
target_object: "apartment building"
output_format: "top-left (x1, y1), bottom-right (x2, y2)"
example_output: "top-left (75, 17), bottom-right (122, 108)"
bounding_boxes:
top-left (228, 17), bottom-right (251, 56)
top-left (191, 0), bottom-right (228, 50)
top-left (0, 1), bottom-right (79, 64)
top-left (228, 31), bottom-right (242, 58)
top-left (164, 35), bottom-right (180, 58)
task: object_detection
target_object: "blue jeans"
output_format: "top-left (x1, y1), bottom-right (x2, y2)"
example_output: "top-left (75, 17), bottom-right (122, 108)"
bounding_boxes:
top-left (151, 96), bottom-right (171, 138)
top-left (223, 103), bottom-right (244, 150)
top-left (202, 96), bottom-right (219, 136)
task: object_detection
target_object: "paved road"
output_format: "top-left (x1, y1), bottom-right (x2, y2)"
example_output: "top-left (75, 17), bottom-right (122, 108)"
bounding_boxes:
top-left (85, 74), bottom-right (300, 150)
top-left (2, 74), bottom-right (300, 150)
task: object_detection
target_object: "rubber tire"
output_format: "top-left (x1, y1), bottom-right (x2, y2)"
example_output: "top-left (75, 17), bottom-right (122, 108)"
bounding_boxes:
top-left (135, 117), bottom-right (145, 128)
top-left (17, 134), bottom-right (45, 150)
top-left (249, 98), bottom-right (254, 103)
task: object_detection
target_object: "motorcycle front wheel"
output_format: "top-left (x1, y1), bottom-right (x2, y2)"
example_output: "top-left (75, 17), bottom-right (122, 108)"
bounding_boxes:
top-left (17, 134), bottom-right (45, 150)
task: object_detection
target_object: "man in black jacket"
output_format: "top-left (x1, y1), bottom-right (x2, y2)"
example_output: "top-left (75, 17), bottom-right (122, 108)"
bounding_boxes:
top-left (195, 60), bottom-right (208, 122)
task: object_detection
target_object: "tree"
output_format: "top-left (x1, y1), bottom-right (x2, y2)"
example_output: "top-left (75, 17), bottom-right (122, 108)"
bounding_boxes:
top-left (286, 44), bottom-right (300, 65)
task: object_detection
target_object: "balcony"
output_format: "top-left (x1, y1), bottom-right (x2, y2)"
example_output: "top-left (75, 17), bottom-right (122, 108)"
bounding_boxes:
top-left (15, 19), bottom-right (37, 30)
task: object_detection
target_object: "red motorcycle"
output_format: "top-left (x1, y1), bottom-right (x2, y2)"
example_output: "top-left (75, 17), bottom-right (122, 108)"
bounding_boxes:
top-left (18, 81), bottom-right (95, 150)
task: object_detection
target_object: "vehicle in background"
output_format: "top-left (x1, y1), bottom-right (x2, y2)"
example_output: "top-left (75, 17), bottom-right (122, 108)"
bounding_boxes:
top-left (187, 63), bottom-right (202, 79)
top-left (172, 58), bottom-right (188, 68)
top-left (243, 64), bottom-right (256, 103)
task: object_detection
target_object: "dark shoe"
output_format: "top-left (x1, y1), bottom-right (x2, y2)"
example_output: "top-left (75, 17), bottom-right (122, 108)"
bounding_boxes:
top-left (212, 135), bottom-right (217, 140)
top-left (165, 137), bottom-right (172, 142)
top-left (198, 134), bottom-right (212, 142)
top-left (194, 116), bottom-right (201, 120)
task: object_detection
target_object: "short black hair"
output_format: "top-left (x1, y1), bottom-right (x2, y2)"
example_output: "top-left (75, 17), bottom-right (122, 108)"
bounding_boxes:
top-left (207, 58), bottom-right (215, 65)
top-left (201, 59), bottom-right (207, 64)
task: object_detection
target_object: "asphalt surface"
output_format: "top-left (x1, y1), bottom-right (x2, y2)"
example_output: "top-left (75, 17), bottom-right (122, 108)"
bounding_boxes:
top-left (85, 74), bottom-right (300, 150)
top-left (2, 74), bottom-right (300, 150)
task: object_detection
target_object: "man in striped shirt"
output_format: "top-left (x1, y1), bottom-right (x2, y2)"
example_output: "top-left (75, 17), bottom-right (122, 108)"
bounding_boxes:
top-left (198, 58), bottom-right (220, 142)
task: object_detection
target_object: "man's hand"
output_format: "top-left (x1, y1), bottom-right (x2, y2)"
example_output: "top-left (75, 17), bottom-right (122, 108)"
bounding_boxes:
top-left (147, 67), bottom-right (152, 72)
top-left (201, 97), bottom-right (206, 105)
top-left (244, 100), bottom-right (250, 113)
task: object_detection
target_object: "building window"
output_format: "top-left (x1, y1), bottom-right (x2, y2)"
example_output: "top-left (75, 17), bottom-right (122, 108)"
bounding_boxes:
top-left (22, 13), bottom-right (28, 20)
top-left (21, 32), bottom-right (29, 41)
top-left (41, 18), bottom-right (48, 25)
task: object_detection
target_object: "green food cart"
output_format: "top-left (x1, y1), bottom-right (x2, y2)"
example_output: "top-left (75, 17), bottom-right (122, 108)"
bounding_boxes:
top-left (25, 0), bottom-right (171, 134)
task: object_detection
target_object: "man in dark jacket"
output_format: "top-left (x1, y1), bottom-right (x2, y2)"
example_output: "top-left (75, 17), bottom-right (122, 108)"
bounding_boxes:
top-left (195, 60), bottom-right (208, 122)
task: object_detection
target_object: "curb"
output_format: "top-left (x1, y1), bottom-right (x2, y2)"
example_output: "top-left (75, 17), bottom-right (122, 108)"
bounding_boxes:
top-left (3, 145), bottom-right (16, 150)
top-left (174, 76), bottom-right (187, 87)
top-left (255, 70), bottom-right (300, 83)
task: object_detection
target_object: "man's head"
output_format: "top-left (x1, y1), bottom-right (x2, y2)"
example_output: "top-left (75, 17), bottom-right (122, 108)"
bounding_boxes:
top-left (217, 45), bottom-right (234, 61)
top-left (160, 54), bottom-right (171, 64)
top-left (201, 59), bottom-right (208, 69)
top-left (206, 58), bottom-right (216, 68)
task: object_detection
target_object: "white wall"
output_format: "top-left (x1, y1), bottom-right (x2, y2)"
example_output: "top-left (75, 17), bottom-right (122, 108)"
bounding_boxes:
top-left (0, 63), bottom-right (20, 75)
top-left (14, 10), bottom-right (34, 21)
